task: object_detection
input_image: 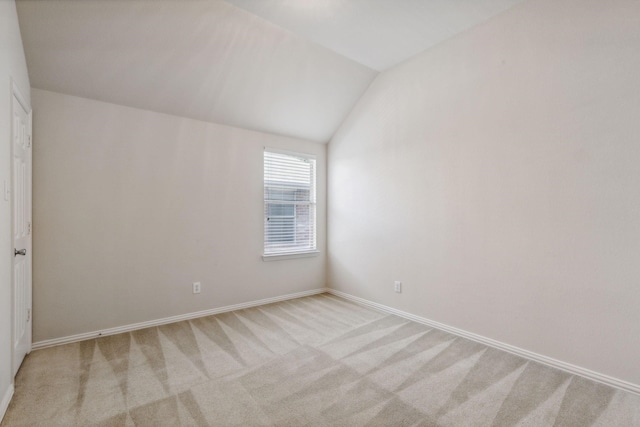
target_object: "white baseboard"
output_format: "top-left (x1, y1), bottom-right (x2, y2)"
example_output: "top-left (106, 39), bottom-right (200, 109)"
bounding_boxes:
top-left (31, 286), bottom-right (640, 395)
top-left (32, 288), bottom-right (329, 350)
top-left (0, 384), bottom-right (14, 424)
top-left (328, 289), bottom-right (640, 396)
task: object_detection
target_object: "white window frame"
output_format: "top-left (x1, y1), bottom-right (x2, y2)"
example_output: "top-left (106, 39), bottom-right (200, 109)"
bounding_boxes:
top-left (263, 148), bottom-right (319, 261)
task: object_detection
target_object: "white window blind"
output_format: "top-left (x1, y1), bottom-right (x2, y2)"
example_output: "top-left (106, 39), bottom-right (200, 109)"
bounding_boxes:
top-left (264, 150), bottom-right (316, 255)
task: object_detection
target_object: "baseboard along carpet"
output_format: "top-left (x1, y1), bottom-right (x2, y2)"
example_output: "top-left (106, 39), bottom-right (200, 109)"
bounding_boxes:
top-left (1, 293), bottom-right (639, 426)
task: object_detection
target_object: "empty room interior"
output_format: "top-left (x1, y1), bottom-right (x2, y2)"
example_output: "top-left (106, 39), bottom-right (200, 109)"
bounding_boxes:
top-left (1, 0), bottom-right (640, 425)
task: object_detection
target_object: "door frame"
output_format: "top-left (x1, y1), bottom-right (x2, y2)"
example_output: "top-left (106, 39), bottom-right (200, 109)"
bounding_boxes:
top-left (9, 78), bottom-right (32, 376)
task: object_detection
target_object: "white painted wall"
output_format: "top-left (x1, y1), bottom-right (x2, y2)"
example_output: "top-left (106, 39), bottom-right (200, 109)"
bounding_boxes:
top-left (0, 0), bottom-right (31, 417)
top-left (328, 0), bottom-right (640, 386)
top-left (31, 89), bottom-right (326, 343)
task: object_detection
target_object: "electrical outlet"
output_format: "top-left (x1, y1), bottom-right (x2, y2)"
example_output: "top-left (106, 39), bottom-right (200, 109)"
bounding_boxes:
top-left (193, 282), bottom-right (201, 294)
top-left (394, 281), bottom-right (402, 293)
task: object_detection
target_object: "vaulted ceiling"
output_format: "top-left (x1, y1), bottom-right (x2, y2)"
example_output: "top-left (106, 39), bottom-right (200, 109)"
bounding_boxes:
top-left (226, 0), bottom-right (525, 71)
top-left (16, 0), bottom-right (524, 143)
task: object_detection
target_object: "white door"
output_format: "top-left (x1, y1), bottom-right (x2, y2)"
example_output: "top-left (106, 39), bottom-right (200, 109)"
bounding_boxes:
top-left (11, 84), bottom-right (32, 376)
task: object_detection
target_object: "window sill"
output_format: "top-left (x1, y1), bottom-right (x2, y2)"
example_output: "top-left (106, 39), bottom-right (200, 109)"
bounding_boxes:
top-left (262, 251), bottom-right (320, 262)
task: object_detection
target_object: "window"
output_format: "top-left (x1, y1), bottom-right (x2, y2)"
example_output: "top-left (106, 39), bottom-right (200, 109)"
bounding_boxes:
top-left (264, 149), bottom-right (316, 257)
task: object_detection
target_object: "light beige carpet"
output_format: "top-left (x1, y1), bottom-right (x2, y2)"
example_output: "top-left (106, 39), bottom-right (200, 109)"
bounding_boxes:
top-left (2, 293), bottom-right (639, 426)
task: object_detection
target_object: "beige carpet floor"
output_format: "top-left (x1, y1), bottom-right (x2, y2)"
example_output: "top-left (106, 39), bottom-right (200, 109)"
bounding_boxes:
top-left (2, 293), bottom-right (639, 426)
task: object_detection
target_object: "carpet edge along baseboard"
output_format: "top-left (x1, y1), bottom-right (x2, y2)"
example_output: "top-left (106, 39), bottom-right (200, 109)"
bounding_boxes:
top-left (327, 288), bottom-right (640, 396)
top-left (31, 288), bottom-right (330, 350)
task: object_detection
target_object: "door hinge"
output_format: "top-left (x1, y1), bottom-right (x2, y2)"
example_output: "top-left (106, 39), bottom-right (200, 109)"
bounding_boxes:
top-left (27, 135), bottom-right (32, 148)
top-left (27, 221), bottom-right (31, 235)
top-left (27, 308), bottom-right (31, 322)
